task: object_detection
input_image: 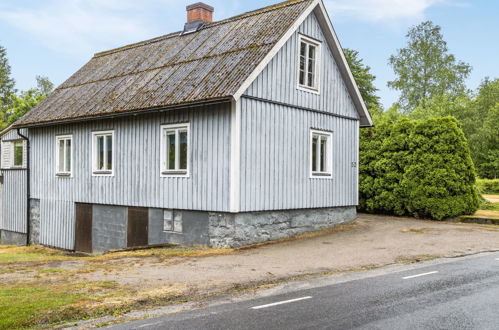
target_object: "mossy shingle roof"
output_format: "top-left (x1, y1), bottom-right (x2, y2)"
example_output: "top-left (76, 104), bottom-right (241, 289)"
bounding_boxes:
top-left (16, 0), bottom-right (313, 127)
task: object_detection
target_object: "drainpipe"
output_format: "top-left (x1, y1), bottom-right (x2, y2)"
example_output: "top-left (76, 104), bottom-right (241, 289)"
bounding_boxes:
top-left (16, 128), bottom-right (30, 246)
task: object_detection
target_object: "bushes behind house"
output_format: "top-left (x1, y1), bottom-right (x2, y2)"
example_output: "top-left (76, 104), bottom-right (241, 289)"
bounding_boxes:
top-left (476, 179), bottom-right (499, 194)
top-left (360, 117), bottom-right (480, 220)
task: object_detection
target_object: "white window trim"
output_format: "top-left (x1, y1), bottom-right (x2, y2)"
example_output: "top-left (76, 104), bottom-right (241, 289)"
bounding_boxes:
top-left (297, 34), bottom-right (321, 94)
top-left (11, 140), bottom-right (25, 168)
top-left (92, 130), bottom-right (114, 177)
top-left (55, 135), bottom-right (73, 177)
top-left (310, 129), bottom-right (333, 179)
top-left (160, 123), bottom-right (190, 178)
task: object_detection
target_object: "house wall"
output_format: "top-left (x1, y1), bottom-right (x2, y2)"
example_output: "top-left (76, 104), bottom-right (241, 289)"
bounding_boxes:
top-left (0, 129), bottom-right (28, 244)
top-left (244, 12), bottom-right (359, 119)
top-left (239, 12), bottom-right (360, 212)
top-left (29, 103), bottom-right (231, 250)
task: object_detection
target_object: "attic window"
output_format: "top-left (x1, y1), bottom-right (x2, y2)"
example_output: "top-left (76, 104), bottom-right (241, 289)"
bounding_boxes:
top-left (298, 35), bottom-right (321, 93)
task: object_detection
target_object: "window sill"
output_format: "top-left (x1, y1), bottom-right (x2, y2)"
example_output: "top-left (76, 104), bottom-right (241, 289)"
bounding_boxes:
top-left (162, 171), bottom-right (189, 177)
top-left (297, 85), bottom-right (320, 95)
top-left (311, 173), bottom-right (333, 179)
top-left (93, 171), bottom-right (113, 176)
top-left (56, 173), bottom-right (72, 178)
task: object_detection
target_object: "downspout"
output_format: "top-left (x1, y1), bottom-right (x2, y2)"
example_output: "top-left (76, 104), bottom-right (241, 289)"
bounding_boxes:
top-left (16, 128), bottom-right (30, 246)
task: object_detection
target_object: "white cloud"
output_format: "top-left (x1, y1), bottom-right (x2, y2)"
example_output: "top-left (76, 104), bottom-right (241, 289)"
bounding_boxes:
top-left (0, 0), bottom-right (182, 59)
top-left (325, 0), bottom-right (458, 22)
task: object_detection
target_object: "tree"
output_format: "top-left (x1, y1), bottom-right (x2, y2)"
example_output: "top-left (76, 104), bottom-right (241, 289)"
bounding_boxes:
top-left (344, 48), bottom-right (383, 116)
top-left (0, 45), bottom-right (16, 122)
top-left (388, 21), bottom-right (472, 113)
top-left (4, 76), bottom-right (53, 127)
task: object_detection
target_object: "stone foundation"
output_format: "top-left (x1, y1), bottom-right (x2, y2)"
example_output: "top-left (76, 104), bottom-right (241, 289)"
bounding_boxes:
top-left (0, 230), bottom-right (27, 246)
top-left (209, 206), bottom-right (357, 248)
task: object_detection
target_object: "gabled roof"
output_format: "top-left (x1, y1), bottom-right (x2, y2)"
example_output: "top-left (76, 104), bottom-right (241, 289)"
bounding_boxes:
top-left (15, 0), bottom-right (372, 128)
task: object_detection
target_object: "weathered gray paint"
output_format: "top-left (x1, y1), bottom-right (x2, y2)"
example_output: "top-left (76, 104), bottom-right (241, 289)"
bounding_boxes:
top-left (239, 12), bottom-right (360, 212)
top-left (0, 170), bottom-right (28, 233)
top-left (29, 104), bottom-right (230, 250)
top-left (209, 206), bottom-right (357, 248)
top-left (239, 97), bottom-right (359, 212)
top-left (92, 205), bottom-right (127, 252)
top-left (149, 209), bottom-right (210, 246)
top-left (244, 12), bottom-right (359, 119)
top-left (0, 129), bottom-right (29, 235)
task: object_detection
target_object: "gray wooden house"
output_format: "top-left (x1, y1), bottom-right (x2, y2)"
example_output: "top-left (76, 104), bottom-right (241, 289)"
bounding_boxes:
top-left (1, 0), bottom-right (372, 253)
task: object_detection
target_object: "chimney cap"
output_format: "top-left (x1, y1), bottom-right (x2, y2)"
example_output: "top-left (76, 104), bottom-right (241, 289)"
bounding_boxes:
top-left (187, 2), bottom-right (214, 12)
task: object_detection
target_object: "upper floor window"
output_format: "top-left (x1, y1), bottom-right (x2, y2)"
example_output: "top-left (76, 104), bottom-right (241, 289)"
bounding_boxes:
top-left (298, 35), bottom-right (321, 92)
top-left (13, 141), bottom-right (24, 167)
top-left (310, 129), bottom-right (332, 178)
top-left (92, 131), bottom-right (114, 176)
top-left (56, 135), bottom-right (72, 176)
top-left (161, 123), bottom-right (190, 177)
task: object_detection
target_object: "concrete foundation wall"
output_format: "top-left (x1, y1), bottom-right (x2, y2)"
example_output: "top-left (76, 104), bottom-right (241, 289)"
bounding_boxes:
top-left (0, 230), bottom-right (27, 246)
top-left (30, 199), bottom-right (40, 245)
top-left (149, 209), bottom-right (210, 246)
top-left (209, 206), bottom-right (357, 248)
top-left (92, 205), bottom-right (127, 252)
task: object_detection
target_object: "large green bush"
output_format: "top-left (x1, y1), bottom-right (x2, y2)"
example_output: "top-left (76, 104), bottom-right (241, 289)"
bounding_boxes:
top-left (360, 117), bottom-right (480, 220)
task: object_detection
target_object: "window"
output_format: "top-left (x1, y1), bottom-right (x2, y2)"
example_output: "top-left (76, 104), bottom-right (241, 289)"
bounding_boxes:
top-left (13, 141), bottom-right (24, 167)
top-left (92, 131), bottom-right (114, 175)
top-left (161, 124), bottom-right (190, 177)
top-left (310, 129), bottom-right (332, 178)
top-left (163, 210), bottom-right (183, 233)
top-left (56, 135), bottom-right (72, 176)
top-left (298, 35), bottom-right (321, 92)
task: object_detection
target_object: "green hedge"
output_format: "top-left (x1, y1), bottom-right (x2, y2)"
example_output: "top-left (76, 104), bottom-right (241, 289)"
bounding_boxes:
top-left (476, 179), bottom-right (499, 194)
top-left (360, 117), bottom-right (480, 220)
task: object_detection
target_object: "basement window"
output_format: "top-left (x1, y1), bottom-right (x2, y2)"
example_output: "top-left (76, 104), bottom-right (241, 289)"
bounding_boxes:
top-left (298, 35), bottom-right (321, 93)
top-left (163, 210), bottom-right (183, 233)
top-left (161, 124), bottom-right (190, 177)
top-left (13, 141), bottom-right (24, 167)
top-left (56, 135), bottom-right (72, 176)
top-left (310, 129), bottom-right (332, 178)
top-left (92, 131), bottom-right (114, 176)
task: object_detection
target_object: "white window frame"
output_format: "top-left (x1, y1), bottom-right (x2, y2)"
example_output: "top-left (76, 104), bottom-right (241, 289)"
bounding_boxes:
top-left (92, 130), bottom-right (114, 177)
top-left (310, 129), bottom-right (333, 179)
top-left (55, 135), bottom-right (73, 177)
top-left (297, 34), bottom-right (321, 94)
top-left (12, 140), bottom-right (24, 168)
top-left (160, 123), bottom-right (190, 178)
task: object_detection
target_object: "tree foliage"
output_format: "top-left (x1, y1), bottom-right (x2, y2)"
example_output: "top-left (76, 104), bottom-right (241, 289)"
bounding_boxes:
top-left (4, 76), bottom-right (54, 127)
top-left (360, 117), bottom-right (480, 220)
top-left (388, 21), bottom-right (471, 113)
top-left (0, 45), bottom-right (16, 120)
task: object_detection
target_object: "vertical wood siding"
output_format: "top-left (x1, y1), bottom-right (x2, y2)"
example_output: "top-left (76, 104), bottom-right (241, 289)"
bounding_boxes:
top-left (0, 170), bottom-right (27, 233)
top-left (0, 129), bottom-right (28, 234)
top-left (239, 98), bottom-right (358, 212)
top-left (244, 12), bottom-right (359, 119)
top-left (239, 11), bottom-right (360, 212)
top-left (29, 103), bottom-right (230, 250)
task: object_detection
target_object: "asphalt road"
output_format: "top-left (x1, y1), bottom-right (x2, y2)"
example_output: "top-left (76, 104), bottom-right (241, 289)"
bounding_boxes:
top-left (107, 252), bottom-right (499, 330)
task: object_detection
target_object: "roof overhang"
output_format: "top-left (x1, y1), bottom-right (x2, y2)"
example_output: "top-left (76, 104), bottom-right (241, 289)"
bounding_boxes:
top-left (234, 0), bottom-right (373, 127)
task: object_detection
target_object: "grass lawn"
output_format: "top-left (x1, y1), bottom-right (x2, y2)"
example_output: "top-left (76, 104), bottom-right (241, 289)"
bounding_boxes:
top-left (0, 245), bottom-right (233, 329)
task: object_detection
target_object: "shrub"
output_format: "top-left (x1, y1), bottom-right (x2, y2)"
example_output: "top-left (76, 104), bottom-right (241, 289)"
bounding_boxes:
top-left (476, 179), bottom-right (499, 194)
top-left (360, 117), bottom-right (480, 220)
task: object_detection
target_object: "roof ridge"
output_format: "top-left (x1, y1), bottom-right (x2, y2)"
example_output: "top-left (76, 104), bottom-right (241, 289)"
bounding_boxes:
top-left (94, 0), bottom-right (312, 58)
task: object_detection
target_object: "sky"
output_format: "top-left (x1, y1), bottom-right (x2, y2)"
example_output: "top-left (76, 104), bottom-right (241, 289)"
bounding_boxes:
top-left (0, 0), bottom-right (497, 108)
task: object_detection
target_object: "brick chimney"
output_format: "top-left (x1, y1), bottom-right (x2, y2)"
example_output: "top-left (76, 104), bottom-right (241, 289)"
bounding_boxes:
top-left (187, 2), bottom-right (214, 24)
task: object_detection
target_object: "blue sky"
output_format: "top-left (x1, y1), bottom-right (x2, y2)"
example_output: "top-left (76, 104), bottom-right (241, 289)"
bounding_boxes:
top-left (0, 0), bottom-right (497, 108)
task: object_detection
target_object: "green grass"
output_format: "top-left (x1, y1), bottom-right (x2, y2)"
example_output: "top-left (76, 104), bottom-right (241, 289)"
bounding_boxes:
top-left (0, 285), bottom-right (85, 329)
top-left (481, 202), bottom-right (499, 211)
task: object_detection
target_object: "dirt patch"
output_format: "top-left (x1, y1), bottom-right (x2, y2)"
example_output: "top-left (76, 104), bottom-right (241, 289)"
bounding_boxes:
top-left (483, 195), bottom-right (499, 204)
